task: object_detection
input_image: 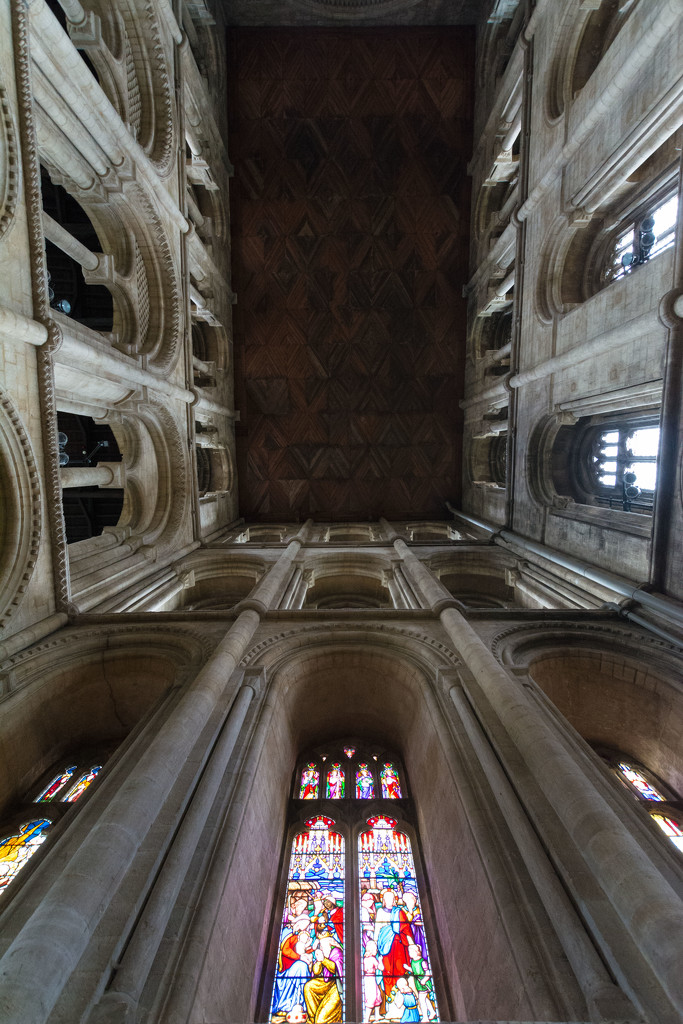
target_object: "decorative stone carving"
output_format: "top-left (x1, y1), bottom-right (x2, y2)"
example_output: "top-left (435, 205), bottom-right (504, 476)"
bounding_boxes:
top-left (0, 83), bottom-right (19, 241)
top-left (0, 389), bottom-right (42, 630)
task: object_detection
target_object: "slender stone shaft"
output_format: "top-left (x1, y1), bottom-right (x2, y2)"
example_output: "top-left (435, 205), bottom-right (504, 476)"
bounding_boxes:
top-left (0, 611), bottom-right (260, 1024)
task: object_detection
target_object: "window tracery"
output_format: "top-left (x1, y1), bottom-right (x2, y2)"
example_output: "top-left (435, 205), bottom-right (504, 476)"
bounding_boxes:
top-left (269, 743), bottom-right (440, 1023)
top-left (605, 190), bottom-right (678, 283)
top-left (0, 751), bottom-right (108, 897)
top-left (598, 749), bottom-right (683, 856)
top-left (549, 411), bottom-right (660, 519)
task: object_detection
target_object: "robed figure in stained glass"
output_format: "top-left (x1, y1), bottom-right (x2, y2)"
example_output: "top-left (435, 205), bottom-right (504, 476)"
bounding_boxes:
top-left (356, 764), bottom-right (375, 800)
top-left (0, 819), bottom-right (51, 893)
top-left (326, 764), bottom-right (345, 800)
top-left (380, 764), bottom-right (401, 799)
top-left (300, 764), bottom-right (320, 800)
top-left (303, 916), bottom-right (344, 1022)
top-left (270, 817), bottom-right (345, 1023)
top-left (359, 818), bottom-right (438, 1022)
top-left (37, 766), bottom-right (77, 802)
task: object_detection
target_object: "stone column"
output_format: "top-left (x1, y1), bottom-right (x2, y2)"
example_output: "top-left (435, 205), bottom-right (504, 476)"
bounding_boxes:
top-left (89, 677), bottom-right (259, 1023)
top-left (0, 528), bottom-right (316, 1022)
top-left (291, 568), bottom-right (314, 609)
top-left (391, 537), bottom-right (454, 611)
top-left (60, 463), bottom-right (124, 489)
top-left (439, 604), bottom-right (683, 1019)
top-left (240, 520), bottom-right (312, 613)
top-left (389, 536), bottom-right (683, 1015)
top-left (279, 564), bottom-right (303, 609)
top-left (382, 569), bottom-right (405, 609)
top-left (0, 610), bottom-right (261, 1024)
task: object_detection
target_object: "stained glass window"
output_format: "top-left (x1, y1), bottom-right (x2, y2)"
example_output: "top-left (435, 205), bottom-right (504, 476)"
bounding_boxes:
top-left (651, 815), bottom-right (683, 852)
top-left (0, 819), bottom-right (52, 895)
top-left (63, 765), bottom-right (101, 803)
top-left (617, 763), bottom-right (665, 801)
top-left (326, 764), bottom-right (345, 800)
top-left (359, 816), bottom-right (438, 1022)
top-left (36, 765), bottom-right (77, 802)
top-left (356, 764), bottom-right (375, 800)
top-left (344, 747), bottom-right (356, 759)
top-left (380, 763), bottom-right (401, 799)
top-left (300, 764), bottom-right (320, 800)
top-left (269, 816), bottom-right (345, 1022)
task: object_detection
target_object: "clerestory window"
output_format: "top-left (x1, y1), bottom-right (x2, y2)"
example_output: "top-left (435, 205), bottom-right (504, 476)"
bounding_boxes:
top-left (0, 751), bottom-right (108, 897)
top-left (606, 190), bottom-right (678, 282)
top-left (598, 749), bottom-right (683, 856)
top-left (582, 421), bottom-right (659, 512)
top-left (266, 742), bottom-right (441, 1023)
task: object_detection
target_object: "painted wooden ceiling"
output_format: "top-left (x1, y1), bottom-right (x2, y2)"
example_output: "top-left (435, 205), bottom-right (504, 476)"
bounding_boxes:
top-left (230, 27), bottom-right (473, 521)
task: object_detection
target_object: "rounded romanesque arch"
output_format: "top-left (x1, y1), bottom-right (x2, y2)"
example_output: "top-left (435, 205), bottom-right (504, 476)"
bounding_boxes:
top-left (0, 388), bottom-right (42, 630)
top-left (177, 628), bottom-right (576, 1024)
top-left (304, 552), bottom-right (392, 608)
top-left (113, 402), bottom-right (188, 545)
top-left (492, 624), bottom-right (683, 797)
top-left (79, 0), bottom-right (176, 174)
top-left (0, 80), bottom-right (20, 242)
top-left (429, 550), bottom-right (516, 607)
top-left (0, 627), bottom-right (208, 817)
top-left (172, 552), bottom-right (266, 610)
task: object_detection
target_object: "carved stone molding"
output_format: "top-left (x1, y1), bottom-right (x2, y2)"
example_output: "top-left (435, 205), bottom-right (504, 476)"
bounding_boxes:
top-left (0, 388), bottom-right (42, 629)
top-left (0, 82), bottom-right (19, 241)
top-left (0, 622), bottom-right (214, 684)
top-left (490, 619), bottom-right (683, 671)
top-left (11, 0), bottom-right (70, 611)
top-left (241, 621), bottom-right (461, 669)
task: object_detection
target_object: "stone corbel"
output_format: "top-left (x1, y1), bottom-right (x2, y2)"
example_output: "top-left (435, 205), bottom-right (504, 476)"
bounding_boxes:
top-left (186, 154), bottom-right (219, 191)
top-left (67, 10), bottom-right (103, 48)
top-left (100, 153), bottom-right (137, 194)
top-left (178, 569), bottom-right (195, 590)
top-left (82, 252), bottom-right (116, 289)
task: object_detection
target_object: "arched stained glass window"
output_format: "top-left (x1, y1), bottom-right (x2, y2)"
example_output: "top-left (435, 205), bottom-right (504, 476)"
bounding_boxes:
top-left (0, 819), bottom-right (52, 894)
top-left (269, 816), bottom-right (345, 1022)
top-left (651, 815), bottom-right (683, 852)
top-left (36, 765), bottom-right (77, 802)
top-left (300, 764), bottom-right (320, 800)
top-left (359, 816), bottom-right (438, 1022)
top-left (269, 743), bottom-right (441, 1022)
top-left (63, 765), bottom-right (102, 803)
top-left (356, 764), bottom-right (375, 800)
top-left (617, 762), bottom-right (665, 801)
top-left (326, 764), bottom-right (345, 800)
top-left (380, 763), bottom-right (401, 799)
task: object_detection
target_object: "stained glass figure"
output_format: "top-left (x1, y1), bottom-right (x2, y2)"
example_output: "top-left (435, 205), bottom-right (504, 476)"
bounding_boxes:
top-left (326, 764), bottom-right (345, 800)
top-left (63, 766), bottom-right (101, 803)
top-left (356, 764), bottom-right (375, 800)
top-left (269, 816), bottom-right (345, 1022)
top-left (617, 763), bottom-right (665, 801)
top-left (344, 747), bottom-right (356, 759)
top-left (358, 817), bottom-right (438, 1022)
top-left (36, 765), bottom-right (77, 802)
top-left (0, 819), bottom-right (51, 894)
top-left (651, 814), bottom-right (683, 852)
top-left (300, 764), bottom-right (320, 800)
top-left (380, 764), bottom-right (401, 800)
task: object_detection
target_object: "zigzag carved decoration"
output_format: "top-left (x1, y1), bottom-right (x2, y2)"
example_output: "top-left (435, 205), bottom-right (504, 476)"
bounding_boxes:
top-left (229, 28), bottom-right (473, 521)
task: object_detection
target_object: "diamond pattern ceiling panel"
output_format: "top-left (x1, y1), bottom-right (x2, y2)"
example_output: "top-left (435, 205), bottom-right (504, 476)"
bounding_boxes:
top-left (230, 28), bottom-right (473, 521)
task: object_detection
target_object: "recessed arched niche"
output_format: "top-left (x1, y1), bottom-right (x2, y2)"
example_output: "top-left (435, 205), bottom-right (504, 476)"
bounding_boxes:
top-left (528, 648), bottom-right (683, 797)
top-left (179, 571), bottom-right (262, 610)
top-left (0, 636), bottom-right (192, 818)
top-left (304, 555), bottom-right (392, 608)
top-left (175, 639), bottom-right (586, 1024)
